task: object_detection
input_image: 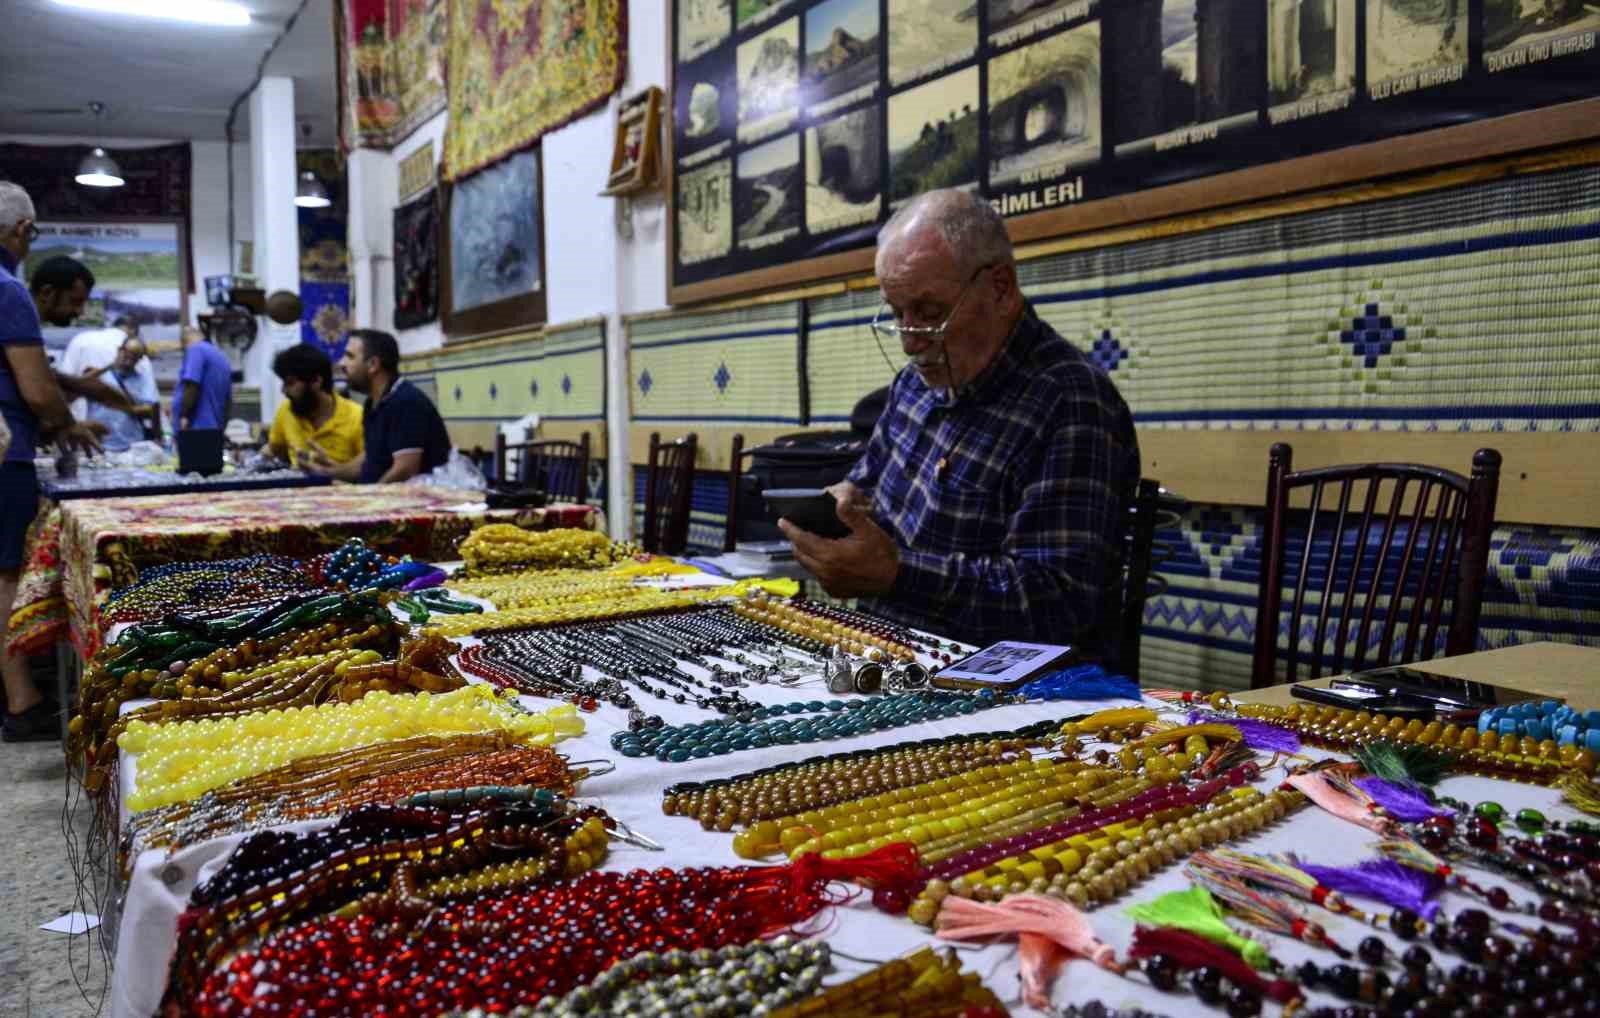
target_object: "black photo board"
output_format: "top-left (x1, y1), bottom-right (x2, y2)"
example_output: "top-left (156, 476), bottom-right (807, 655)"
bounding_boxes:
top-left (668, 0), bottom-right (1600, 303)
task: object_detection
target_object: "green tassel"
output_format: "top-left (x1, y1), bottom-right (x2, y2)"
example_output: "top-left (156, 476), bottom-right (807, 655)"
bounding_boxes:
top-left (1125, 885), bottom-right (1273, 970)
top-left (1352, 740), bottom-right (1451, 787)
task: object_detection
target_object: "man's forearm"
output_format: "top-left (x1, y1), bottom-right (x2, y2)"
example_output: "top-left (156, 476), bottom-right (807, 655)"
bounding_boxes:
top-left (180, 381), bottom-right (200, 418)
top-left (7, 346), bottom-right (74, 434)
top-left (55, 370), bottom-right (137, 414)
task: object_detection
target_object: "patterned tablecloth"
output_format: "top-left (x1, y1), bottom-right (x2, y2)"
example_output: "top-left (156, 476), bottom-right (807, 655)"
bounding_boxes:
top-left (16, 486), bottom-right (598, 658)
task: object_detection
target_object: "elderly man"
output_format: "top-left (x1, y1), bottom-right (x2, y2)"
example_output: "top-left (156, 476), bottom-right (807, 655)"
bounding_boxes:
top-left (779, 188), bottom-right (1140, 658)
top-left (0, 183), bottom-right (101, 741)
top-left (174, 325), bottom-right (232, 432)
top-left (83, 333), bottom-right (160, 450)
top-left (59, 314), bottom-right (150, 419)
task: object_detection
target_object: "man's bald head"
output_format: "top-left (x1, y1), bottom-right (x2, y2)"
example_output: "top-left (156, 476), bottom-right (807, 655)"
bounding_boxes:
top-left (876, 189), bottom-right (1014, 281)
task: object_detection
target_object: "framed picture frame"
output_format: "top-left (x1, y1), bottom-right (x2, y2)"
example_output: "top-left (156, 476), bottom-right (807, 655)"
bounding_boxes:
top-left (440, 147), bottom-right (548, 340)
top-left (603, 86), bottom-right (665, 196)
top-left (664, 0), bottom-right (1600, 306)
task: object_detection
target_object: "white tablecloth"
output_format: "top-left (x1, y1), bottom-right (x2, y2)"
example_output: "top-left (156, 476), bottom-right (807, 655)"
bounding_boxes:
top-left (106, 641), bottom-right (1583, 1018)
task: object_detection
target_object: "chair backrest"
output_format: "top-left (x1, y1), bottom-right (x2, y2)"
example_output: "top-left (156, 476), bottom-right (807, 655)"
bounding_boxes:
top-left (643, 431), bottom-right (697, 554)
top-left (1250, 442), bottom-right (1501, 689)
top-left (495, 432), bottom-right (591, 503)
top-left (723, 433), bottom-right (756, 552)
top-left (1116, 479), bottom-right (1178, 684)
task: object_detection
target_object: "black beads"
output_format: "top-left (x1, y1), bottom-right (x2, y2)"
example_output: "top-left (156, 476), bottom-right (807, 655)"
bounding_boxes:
top-left (1359, 936), bottom-right (1389, 966)
top-left (1143, 954), bottom-right (1179, 992)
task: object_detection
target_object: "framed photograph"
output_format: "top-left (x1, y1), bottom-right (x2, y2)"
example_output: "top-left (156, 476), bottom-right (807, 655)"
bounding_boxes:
top-left (932, 640), bottom-right (1076, 690)
top-left (440, 147), bottom-right (547, 340)
top-left (22, 219), bottom-right (189, 383)
top-left (604, 87), bottom-right (666, 196)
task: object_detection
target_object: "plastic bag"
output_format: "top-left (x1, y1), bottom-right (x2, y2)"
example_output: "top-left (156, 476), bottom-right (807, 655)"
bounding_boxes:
top-left (411, 448), bottom-right (487, 491)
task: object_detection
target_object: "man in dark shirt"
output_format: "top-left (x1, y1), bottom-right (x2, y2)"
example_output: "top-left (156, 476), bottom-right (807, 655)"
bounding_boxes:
top-left (0, 183), bottom-right (102, 741)
top-left (310, 329), bottom-right (451, 483)
top-left (779, 188), bottom-right (1141, 657)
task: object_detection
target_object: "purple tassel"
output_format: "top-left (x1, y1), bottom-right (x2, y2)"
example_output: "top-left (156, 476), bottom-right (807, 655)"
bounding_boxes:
top-left (1354, 776), bottom-right (1447, 824)
top-left (402, 568), bottom-right (449, 592)
top-left (1290, 855), bottom-right (1442, 921)
top-left (1187, 711), bottom-right (1301, 753)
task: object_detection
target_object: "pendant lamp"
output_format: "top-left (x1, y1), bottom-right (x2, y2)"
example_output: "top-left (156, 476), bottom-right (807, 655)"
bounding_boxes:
top-left (75, 102), bottom-right (124, 188)
top-left (294, 171), bottom-right (331, 209)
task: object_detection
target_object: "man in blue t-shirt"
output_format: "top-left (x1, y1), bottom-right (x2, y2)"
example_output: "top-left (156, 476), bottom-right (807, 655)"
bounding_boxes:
top-left (309, 329), bottom-right (452, 484)
top-left (0, 182), bottom-right (103, 742)
top-left (173, 326), bottom-right (233, 431)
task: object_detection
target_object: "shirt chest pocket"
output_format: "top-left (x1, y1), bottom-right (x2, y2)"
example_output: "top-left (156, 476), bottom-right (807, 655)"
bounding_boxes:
top-left (915, 478), bottom-right (1007, 555)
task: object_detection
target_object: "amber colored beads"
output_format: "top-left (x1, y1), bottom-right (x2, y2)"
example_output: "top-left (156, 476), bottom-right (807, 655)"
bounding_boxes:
top-left (736, 591), bottom-right (917, 664)
top-left (662, 735), bottom-right (1034, 833)
top-left (1232, 702), bottom-right (1593, 783)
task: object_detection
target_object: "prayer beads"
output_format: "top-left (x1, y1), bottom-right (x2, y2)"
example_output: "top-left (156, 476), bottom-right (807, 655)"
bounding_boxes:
top-left (458, 524), bottom-right (635, 573)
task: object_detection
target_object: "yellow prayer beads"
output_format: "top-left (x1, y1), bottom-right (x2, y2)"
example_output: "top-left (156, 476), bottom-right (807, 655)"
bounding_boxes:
top-left (120, 685), bottom-right (583, 812)
top-left (459, 525), bottom-right (633, 573)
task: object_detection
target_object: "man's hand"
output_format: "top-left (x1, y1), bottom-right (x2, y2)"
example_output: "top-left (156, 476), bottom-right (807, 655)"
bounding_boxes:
top-left (57, 420), bottom-right (106, 455)
top-left (82, 363), bottom-right (113, 378)
top-left (778, 487), bottom-right (899, 598)
top-left (299, 438), bottom-right (336, 469)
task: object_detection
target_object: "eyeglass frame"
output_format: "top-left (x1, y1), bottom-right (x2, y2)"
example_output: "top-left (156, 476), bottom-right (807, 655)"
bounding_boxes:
top-left (20, 221), bottom-right (40, 243)
top-left (869, 262), bottom-right (998, 341)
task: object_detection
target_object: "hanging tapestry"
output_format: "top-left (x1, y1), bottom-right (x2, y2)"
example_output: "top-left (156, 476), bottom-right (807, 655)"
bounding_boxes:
top-left (393, 191), bottom-right (439, 329)
top-left (335, 0), bottom-right (448, 152)
top-left (442, 0), bottom-right (627, 181)
top-left (296, 151), bottom-right (352, 357)
top-left (0, 141), bottom-right (193, 283)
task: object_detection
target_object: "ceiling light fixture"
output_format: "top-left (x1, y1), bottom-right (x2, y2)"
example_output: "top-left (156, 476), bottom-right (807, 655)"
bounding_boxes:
top-left (294, 171), bottom-right (331, 209)
top-left (75, 102), bottom-right (124, 188)
top-left (53, 0), bottom-right (251, 26)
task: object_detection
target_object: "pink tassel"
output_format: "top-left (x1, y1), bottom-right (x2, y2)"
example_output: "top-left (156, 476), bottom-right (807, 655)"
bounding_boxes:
top-left (1353, 777), bottom-right (1448, 824)
top-left (1289, 855), bottom-right (1443, 921)
top-left (937, 893), bottom-right (1121, 1009)
top-left (1286, 771), bottom-right (1391, 833)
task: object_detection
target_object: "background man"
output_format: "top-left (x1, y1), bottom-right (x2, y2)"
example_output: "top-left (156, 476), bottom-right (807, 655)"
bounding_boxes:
top-left (59, 314), bottom-right (150, 419)
top-left (0, 182), bottom-right (101, 742)
top-left (779, 188), bottom-right (1141, 659)
top-left (267, 342), bottom-right (363, 467)
top-left (309, 329), bottom-right (450, 484)
top-left (174, 325), bottom-right (232, 432)
top-left (84, 334), bottom-right (161, 450)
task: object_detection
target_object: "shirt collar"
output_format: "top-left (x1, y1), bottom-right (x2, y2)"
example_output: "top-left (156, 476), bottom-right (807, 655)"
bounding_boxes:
top-left (373, 375), bottom-right (406, 408)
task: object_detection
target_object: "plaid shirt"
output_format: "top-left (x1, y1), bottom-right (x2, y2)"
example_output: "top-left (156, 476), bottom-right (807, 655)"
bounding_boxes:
top-left (848, 303), bottom-right (1140, 656)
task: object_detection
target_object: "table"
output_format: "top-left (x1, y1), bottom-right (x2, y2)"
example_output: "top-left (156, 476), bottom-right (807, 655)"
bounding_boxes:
top-left (39, 465), bottom-right (331, 501)
top-left (105, 640), bottom-right (1596, 1018)
top-left (1236, 641), bottom-right (1600, 711)
top-left (54, 487), bottom-right (598, 657)
top-left (8, 468), bottom-right (330, 658)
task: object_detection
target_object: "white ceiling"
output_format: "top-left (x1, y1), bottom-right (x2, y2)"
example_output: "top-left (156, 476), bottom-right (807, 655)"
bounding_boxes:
top-left (0, 0), bottom-right (340, 146)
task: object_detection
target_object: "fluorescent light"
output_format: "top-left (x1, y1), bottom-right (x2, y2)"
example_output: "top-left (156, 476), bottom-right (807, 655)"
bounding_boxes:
top-left (53, 0), bottom-right (251, 26)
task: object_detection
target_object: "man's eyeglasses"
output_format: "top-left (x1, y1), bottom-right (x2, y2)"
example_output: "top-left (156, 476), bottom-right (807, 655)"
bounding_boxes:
top-left (21, 222), bottom-right (39, 243)
top-left (870, 263), bottom-right (995, 341)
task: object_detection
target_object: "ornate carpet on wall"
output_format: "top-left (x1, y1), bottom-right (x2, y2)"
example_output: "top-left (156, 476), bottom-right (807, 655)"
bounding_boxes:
top-left (442, 0), bottom-right (626, 181)
top-left (626, 161), bottom-right (1600, 687)
top-left (0, 141), bottom-right (193, 282)
top-left (296, 151), bottom-right (351, 357)
top-left (393, 191), bottom-right (438, 328)
top-left (336, 0), bottom-right (447, 151)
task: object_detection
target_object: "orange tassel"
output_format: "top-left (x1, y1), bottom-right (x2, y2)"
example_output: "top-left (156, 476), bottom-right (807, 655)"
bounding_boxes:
top-left (937, 892), bottom-right (1121, 1009)
top-left (1286, 771), bottom-right (1389, 834)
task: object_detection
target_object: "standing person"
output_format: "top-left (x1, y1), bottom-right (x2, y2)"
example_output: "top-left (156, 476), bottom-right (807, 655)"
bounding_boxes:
top-left (84, 335), bottom-right (161, 450)
top-left (779, 188), bottom-right (1140, 659)
top-left (0, 182), bottom-right (101, 741)
top-left (59, 315), bottom-right (150, 418)
top-left (266, 343), bottom-right (363, 467)
top-left (308, 329), bottom-right (451, 483)
top-left (173, 325), bottom-right (232, 432)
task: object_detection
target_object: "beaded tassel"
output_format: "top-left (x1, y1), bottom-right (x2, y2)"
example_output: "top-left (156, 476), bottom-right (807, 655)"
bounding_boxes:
top-left (1186, 710), bottom-right (1302, 753)
top-left (1561, 770), bottom-right (1600, 816)
top-left (1352, 776), bottom-right (1449, 824)
top-left (1351, 740), bottom-right (1452, 787)
top-left (936, 892), bottom-right (1119, 1008)
top-left (1287, 855), bottom-right (1443, 921)
top-left (1286, 769), bottom-right (1394, 834)
top-left (1186, 852), bottom-right (1353, 957)
top-left (1127, 927), bottom-right (1304, 1004)
top-left (1126, 885), bottom-right (1273, 970)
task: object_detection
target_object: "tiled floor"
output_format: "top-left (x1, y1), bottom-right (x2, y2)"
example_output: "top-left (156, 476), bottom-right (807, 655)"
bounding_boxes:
top-left (0, 738), bottom-right (110, 1018)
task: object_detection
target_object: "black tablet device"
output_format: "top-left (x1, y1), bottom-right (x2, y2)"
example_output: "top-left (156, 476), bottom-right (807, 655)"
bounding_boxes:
top-left (762, 488), bottom-right (850, 539)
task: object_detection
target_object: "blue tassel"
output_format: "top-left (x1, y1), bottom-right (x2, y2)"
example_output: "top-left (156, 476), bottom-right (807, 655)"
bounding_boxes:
top-left (1020, 665), bottom-right (1140, 702)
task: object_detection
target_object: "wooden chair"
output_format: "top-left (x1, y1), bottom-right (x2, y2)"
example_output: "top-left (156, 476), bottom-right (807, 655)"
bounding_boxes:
top-left (642, 432), bottom-right (697, 554)
top-left (723, 433), bottom-right (760, 552)
top-left (1114, 479), bottom-right (1184, 683)
top-left (1250, 443), bottom-right (1501, 689)
top-left (495, 431), bottom-right (590, 503)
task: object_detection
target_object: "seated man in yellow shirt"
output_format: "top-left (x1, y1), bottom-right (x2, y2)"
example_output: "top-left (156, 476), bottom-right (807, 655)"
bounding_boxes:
top-left (267, 343), bottom-right (363, 468)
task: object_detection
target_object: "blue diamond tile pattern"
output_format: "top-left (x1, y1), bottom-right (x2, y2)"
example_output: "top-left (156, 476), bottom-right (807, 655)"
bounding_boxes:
top-left (1089, 330), bottom-right (1128, 373)
top-left (530, 379), bottom-right (539, 398)
top-left (1340, 303), bottom-right (1406, 369)
top-left (562, 373), bottom-right (572, 396)
top-left (489, 382), bottom-right (497, 400)
top-left (638, 369), bottom-right (653, 395)
top-left (713, 361), bottom-right (732, 393)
